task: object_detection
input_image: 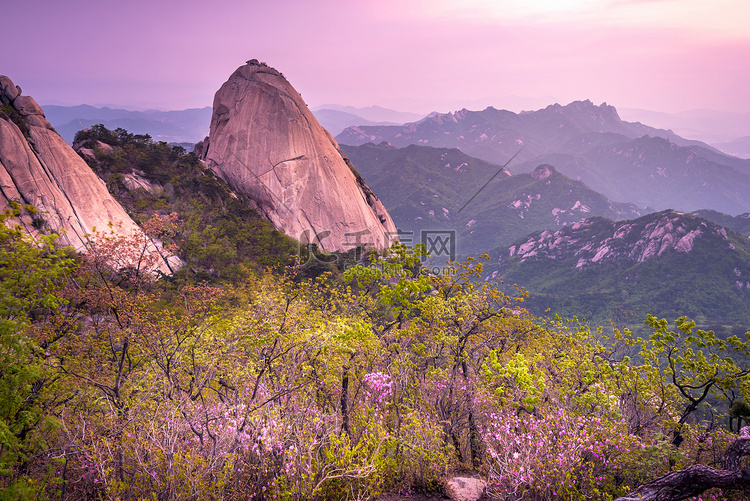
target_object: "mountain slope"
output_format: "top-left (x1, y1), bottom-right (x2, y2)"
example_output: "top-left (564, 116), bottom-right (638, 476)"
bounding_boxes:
top-left (483, 210), bottom-right (750, 334)
top-left (511, 135), bottom-right (750, 215)
top-left (691, 210), bottom-right (750, 237)
top-left (338, 101), bottom-right (750, 216)
top-left (0, 75), bottom-right (176, 272)
top-left (341, 142), bottom-right (642, 254)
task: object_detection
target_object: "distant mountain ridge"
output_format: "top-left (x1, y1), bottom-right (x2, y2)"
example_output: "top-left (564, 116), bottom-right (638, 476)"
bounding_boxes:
top-left (510, 135), bottom-right (750, 215)
top-left (43, 103), bottom-right (422, 147)
top-left (42, 104), bottom-right (212, 145)
top-left (337, 100), bottom-right (750, 216)
top-left (336, 100), bottom-right (720, 162)
top-left (483, 210), bottom-right (750, 334)
top-left (312, 104), bottom-right (424, 124)
top-left (619, 107), bottom-right (750, 158)
top-left (691, 210), bottom-right (750, 237)
top-left (310, 105), bottom-right (426, 136)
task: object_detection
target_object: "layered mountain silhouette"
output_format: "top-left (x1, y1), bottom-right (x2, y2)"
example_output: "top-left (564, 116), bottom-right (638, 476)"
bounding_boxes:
top-left (310, 105), bottom-right (424, 136)
top-left (341, 142), bottom-right (642, 254)
top-left (337, 101), bottom-right (750, 215)
top-left (43, 104), bottom-right (212, 146)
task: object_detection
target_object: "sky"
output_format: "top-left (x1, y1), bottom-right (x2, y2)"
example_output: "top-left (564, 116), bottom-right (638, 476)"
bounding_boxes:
top-left (3, 0), bottom-right (750, 114)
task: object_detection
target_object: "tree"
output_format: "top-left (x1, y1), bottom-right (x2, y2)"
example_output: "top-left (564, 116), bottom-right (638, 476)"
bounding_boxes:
top-left (0, 209), bottom-right (76, 498)
top-left (637, 316), bottom-right (750, 448)
top-left (616, 426), bottom-right (750, 501)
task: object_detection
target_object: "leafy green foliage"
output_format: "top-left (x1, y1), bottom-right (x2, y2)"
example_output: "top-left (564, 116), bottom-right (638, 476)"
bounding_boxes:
top-left (2, 126), bottom-right (749, 499)
top-left (74, 125), bottom-right (299, 283)
top-left (0, 210), bottom-right (76, 498)
top-left (638, 315), bottom-right (750, 446)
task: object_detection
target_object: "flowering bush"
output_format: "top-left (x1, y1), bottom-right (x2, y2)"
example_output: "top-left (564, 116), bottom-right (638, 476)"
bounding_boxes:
top-left (482, 409), bottom-right (643, 500)
top-left (363, 372), bottom-right (393, 407)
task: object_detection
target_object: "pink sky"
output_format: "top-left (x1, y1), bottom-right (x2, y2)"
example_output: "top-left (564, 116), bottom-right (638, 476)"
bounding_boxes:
top-left (4, 0), bottom-right (750, 114)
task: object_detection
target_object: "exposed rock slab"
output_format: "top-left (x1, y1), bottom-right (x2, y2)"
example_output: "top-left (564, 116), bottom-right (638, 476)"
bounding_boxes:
top-left (199, 60), bottom-right (397, 251)
top-left (0, 75), bottom-right (177, 273)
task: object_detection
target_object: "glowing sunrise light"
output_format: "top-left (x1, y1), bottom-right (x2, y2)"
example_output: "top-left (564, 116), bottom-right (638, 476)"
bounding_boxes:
top-left (423, 0), bottom-right (750, 40)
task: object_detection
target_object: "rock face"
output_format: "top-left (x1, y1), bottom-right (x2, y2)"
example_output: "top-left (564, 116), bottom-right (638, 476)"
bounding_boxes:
top-left (0, 75), bottom-right (177, 272)
top-left (505, 210), bottom-right (723, 268)
top-left (199, 60), bottom-right (397, 251)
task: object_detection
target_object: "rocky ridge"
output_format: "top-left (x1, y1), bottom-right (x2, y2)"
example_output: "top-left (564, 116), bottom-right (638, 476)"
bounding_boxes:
top-left (483, 210), bottom-right (750, 331)
top-left (506, 211), bottom-right (722, 268)
top-left (197, 60), bottom-right (397, 251)
top-left (336, 100), bottom-right (708, 166)
top-left (0, 75), bottom-right (177, 272)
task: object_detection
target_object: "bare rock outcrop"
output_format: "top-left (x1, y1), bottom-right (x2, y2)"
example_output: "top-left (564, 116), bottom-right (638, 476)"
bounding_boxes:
top-left (199, 60), bottom-right (397, 251)
top-left (0, 75), bottom-right (177, 272)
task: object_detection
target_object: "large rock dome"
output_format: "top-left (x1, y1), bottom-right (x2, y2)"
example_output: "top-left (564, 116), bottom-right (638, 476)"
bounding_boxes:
top-left (198, 60), bottom-right (397, 251)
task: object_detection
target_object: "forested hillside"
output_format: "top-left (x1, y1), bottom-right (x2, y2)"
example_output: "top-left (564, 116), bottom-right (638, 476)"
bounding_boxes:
top-left (2, 128), bottom-right (750, 500)
top-left (73, 125), bottom-right (300, 282)
top-left (483, 210), bottom-right (750, 336)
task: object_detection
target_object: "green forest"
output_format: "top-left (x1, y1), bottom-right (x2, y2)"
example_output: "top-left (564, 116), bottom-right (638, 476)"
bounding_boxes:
top-left (2, 128), bottom-right (750, 500)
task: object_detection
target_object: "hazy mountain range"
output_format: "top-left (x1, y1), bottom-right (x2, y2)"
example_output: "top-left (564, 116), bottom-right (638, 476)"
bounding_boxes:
top-left (336, 101), bottom-right (750, 216)
top-left (42, 103), bottom-right (421, 144)
top-left (42, 104), bottom-right (212, 145)
top-left (332, 101), bottom-right (750, 329)
top-left (619, 107), bottom-right (750, 158)
top-left (44, 100), bottom-right (750, 159)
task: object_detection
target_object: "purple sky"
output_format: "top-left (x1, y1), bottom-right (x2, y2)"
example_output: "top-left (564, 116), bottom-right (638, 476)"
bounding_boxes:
top-left (4, 0), bottom-right (750, 114)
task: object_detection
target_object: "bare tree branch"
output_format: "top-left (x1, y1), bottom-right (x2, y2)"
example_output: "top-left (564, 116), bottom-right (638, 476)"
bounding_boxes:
top-left (616, 427), bottom-right (750, 501)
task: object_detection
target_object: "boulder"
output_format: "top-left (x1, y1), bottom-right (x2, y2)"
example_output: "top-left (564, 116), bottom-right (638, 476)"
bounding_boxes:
top-left (0, 75), bottom-right (19, 103)
top-left (445, 476), bottom-right (487, 501)
top-left (12, 95), bottom-right (44, 116)
top-left (201, 61), bottom-right (397, 251)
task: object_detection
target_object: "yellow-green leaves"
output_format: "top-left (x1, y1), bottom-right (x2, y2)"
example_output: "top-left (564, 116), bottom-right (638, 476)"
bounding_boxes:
top-left (482, 351), bottom-right (545, 408)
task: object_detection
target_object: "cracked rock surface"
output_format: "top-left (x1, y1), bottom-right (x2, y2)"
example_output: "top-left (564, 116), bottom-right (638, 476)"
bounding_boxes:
top-left (199, 60), bottom-right (397, 251)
